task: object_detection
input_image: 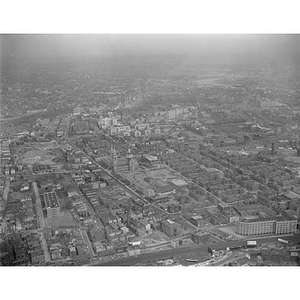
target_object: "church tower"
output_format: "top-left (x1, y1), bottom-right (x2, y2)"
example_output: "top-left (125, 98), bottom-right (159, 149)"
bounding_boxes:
top-left (110, 144), bottom-right (118, 172)
top-left (127, 148), bottom-right (134, 172)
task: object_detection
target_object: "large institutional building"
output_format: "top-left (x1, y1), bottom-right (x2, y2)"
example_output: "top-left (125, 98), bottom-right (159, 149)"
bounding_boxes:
top-left (110, 146), bottom-right (136, 173)
top-left (235, 214), bottom-right (297, 236)
top-left (42, 192), bottom-right (61, 219)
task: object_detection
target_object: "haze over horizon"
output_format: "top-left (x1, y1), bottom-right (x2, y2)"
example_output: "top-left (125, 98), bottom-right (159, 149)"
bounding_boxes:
top-left (1, 34), bottom-right (300, 68)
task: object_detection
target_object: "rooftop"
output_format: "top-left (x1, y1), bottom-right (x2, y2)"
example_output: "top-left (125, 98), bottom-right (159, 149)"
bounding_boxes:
top-left (151, 182), bottom-right (175, 193)
top-left (43, 192), bottom-right (60, 209)
top-left (190, 215), bottom-right (203, 221)
top-left (240, 213), bottom-right (296, 223)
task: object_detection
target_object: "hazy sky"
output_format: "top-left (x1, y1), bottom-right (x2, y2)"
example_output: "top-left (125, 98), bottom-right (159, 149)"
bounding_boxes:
top-left (1, 34), bottom-right (300, 66)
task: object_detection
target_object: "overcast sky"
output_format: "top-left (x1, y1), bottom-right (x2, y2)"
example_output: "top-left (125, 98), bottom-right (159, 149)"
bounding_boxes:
top-left (1, 34), bottom-right (300, 66)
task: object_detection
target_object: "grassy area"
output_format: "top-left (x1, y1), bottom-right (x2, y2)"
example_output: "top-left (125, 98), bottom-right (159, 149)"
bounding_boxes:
top-left (8, 190), bottom-right (32, 202)
top-left (45, 210), bottom-right (77, 228)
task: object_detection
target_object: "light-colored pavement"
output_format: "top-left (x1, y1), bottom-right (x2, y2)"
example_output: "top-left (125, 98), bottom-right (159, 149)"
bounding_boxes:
top-left (32, 181), bottom-right (46, 229)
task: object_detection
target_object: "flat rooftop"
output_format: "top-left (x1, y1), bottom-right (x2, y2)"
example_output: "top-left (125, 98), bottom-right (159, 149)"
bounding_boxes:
top-left (151, 182), bottom-right (175, 193)
top-left (43, 192), bottom-right (60, 209)
top-left (170, 179), bottom-right (188, 187)
top-left (241, 214), bottom-right (296, 223)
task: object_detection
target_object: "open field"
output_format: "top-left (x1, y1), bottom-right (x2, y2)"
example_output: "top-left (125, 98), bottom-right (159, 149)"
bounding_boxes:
top-left (16, 141), bottom-right (64, 166)
top-left (146, 168), bottom-right (178, 180)
top-left (141, 232), bottom-right (170, 246)
top-left (45, 210), bottom-right (77, 228)
top-left (8, 190), bottom-right (32, 202)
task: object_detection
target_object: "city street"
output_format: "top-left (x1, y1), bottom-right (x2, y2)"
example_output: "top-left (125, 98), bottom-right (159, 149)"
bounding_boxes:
top-left (66, 138), bottom-right (149, 204)
top-left (39, 231), bottom-right (51, 262)
top-left (32, 181), bottom-right (46, 229)
top-left (80, 229), bottom-right (95, 257)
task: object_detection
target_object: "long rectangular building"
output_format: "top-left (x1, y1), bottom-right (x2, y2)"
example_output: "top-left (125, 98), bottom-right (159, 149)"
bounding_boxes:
top-left (236, 215), bottom-right (297, 236)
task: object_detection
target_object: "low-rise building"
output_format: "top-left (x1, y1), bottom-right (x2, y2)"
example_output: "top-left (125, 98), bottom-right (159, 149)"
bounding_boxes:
top-left (152, 182), bottom-right (176, 198)
top-left (189, 215), bottom-right (205, 227)
top-left (161, 219), bottom-right (181, 237)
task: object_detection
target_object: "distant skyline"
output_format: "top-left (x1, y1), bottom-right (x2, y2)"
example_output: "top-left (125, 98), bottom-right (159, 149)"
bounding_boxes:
top-left (1, 34), bottom-right (300, 66)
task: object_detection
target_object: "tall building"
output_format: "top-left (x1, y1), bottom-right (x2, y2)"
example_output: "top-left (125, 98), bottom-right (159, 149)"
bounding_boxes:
top-left (42, 192), bottom-right (60, 219)
top-left (236, 219), bottom-right (275, 235)
top-left (110, 145), bottom-right (118, 172)
top-left (126, 148), bottom-right (135, 172)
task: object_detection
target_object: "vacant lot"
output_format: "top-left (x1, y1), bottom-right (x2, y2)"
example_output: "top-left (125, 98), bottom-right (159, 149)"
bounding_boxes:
top-left (217, 224), bottom-right (245, 239)
top-left (45, 210), bottom-right (77, 228)
top-left (147, 168), bottom-right (177, 180)
top-left (17, 142), bottom-right (64, 166)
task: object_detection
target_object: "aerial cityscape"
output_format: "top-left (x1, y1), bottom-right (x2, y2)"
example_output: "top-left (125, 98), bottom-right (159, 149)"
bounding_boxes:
top-left (1, 34), bottom-right (300, 267)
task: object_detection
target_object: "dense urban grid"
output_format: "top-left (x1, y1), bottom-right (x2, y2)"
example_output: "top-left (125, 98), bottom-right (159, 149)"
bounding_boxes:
top-left (1, 35), bottom-right (300, 266)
